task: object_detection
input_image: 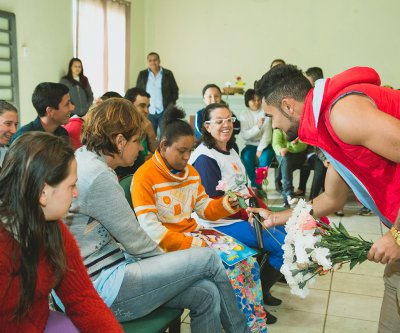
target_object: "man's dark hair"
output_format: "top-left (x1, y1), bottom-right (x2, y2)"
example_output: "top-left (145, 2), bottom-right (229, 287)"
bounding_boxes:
top-left (202, 83), bottom-right (221, 97)
top-left (101, 91), bottom-right (122, 101)
top-left (305, 67), bottom-right (324, 83)
top-left (0, 100), bottom-right (17, 115)
top-left (32, 82), bottom-right (69, 117)
top-left (125, 87), bottom-right (150, 103)
top-left (256, 64), bottom-right (312, 107)
top-left (270, 58), bottom-right (286, 68)
top-left (147, 52), bottom-right (160, 60)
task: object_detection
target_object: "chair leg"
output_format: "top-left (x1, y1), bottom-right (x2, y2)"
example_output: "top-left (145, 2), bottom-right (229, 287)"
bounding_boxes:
top-left (168, 316), bottom-right (181, 333)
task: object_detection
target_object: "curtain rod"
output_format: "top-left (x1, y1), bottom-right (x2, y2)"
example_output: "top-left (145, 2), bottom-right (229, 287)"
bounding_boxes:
top-left (110, 0), bottom-right (131, 6)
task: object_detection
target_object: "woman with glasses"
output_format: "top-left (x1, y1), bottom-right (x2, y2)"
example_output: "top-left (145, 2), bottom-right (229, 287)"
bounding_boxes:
top-left (132, 105), bottom-right (268, 332)
top-left (189, 102), bottom-right (286, 324)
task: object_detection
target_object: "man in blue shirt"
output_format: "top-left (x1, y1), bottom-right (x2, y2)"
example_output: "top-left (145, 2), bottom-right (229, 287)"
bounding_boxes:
top-left (136, 52), bottom-right (179, 134)
top-left (11, 82), bottom-right (74, 143)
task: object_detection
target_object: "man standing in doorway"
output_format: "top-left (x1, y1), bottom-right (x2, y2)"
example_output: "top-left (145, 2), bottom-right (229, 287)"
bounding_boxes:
top-left (136, 52), bottom-right (179, 134)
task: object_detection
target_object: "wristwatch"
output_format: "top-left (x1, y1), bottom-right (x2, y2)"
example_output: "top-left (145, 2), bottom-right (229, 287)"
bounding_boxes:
top-left (390, 226), bottom-right (400, 246)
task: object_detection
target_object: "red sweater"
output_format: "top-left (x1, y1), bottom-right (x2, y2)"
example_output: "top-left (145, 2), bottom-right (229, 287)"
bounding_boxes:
top-left (0, 221), bottom-right (123, 333)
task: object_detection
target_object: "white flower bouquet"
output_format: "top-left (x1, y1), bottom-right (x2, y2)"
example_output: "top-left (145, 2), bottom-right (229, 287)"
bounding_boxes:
top-left (281, 199), bottom-right (373, 298)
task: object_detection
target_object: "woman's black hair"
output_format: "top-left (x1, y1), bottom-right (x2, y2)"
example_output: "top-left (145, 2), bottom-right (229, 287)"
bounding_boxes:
top-left (200, 103), bottom-right (236, 150)
top-left (160, 105), bottom-right (194, 146)
top-left (244, 89), bottom-right (257, 108)
top-left (63, 57), bottom-right (89, 92)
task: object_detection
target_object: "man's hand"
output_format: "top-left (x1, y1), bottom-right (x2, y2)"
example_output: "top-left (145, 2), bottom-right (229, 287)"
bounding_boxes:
top-left (367, 231), bottom-right (400, 264)
top-left (246, 207), bottom-right (292, 228)
top-left (368, 209), bottom-right (400, 264)
top-left (280, 148), bottom-right (289, 156)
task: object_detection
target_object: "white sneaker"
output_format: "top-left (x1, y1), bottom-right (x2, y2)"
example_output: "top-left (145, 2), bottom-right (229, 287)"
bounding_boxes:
top-left (287, 196), bottom-right (298, 205)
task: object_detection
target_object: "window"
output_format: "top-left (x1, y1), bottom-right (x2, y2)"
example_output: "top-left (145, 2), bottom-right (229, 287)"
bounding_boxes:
top-left (0, 10), bottom-right (19, 110)
top-left (73, 0), bottom-right (130, 97)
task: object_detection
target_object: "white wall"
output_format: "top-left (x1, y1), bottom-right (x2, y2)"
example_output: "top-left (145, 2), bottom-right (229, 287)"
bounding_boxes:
top-left (130, 0), bottom-right (400, 96)
top-left (0, 0), bottom-right (73, 124)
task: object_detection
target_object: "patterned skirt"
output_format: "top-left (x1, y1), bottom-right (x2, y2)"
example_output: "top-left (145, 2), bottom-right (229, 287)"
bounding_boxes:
top-left (224, 256), bottom-right (268, 333)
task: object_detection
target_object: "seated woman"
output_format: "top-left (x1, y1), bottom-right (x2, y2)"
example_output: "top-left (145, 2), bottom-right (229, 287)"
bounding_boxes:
top-left (189, 103), bottom-right (286, 322)
top-left (239, 89), bottom-right (275, 191)
top-left (0, 132), bottom-right (123, 332)
top-left (132, 106), bottom-right (268, 332)
top-left (194, 84), bottom-right (241, 145)
top-left (65, 98), bottom-right (248, 333)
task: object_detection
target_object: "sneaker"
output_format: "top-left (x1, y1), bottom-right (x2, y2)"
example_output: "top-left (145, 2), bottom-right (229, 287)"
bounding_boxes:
top-left (358, 207), bottom-right (372, 216)
top-left (265, 309), bottom-right (278, 324)
top-left (287, 195), bottom-right (298, 205)
top-left (294, 189), bottom-right (305, 197)
top-left (281, 202), bottom-right (290, 209)
top-left (264, 292), bottom-right (282, 306)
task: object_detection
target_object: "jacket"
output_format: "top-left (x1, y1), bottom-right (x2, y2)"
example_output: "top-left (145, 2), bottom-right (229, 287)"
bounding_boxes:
top-left (136, 68), bottom-right (179, 110)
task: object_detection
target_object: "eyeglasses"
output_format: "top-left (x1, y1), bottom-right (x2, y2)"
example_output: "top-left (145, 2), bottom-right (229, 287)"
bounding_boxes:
top-left (205, 117), bottom-right (236, 125)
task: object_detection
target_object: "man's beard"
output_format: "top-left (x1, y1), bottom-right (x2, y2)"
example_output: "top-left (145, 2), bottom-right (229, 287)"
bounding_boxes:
top-left (283, 117), bottom-right (299, 142)
top-left (278, 106), bottom-right (300, 141)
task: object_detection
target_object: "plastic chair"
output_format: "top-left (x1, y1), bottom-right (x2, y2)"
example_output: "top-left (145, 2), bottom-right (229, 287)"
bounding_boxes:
top-left (118, 175), bottom-right (183, 333)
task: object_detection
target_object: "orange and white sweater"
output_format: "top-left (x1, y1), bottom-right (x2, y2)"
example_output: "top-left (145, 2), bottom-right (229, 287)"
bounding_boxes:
top-left (131, 150), bottom-right (237, 252)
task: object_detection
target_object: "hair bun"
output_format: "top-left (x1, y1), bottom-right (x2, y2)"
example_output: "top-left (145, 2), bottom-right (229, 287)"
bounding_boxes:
top-left (163, 105), bottom-right (186, 126)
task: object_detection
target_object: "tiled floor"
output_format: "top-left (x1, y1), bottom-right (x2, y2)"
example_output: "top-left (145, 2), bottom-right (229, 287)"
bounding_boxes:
top-left (179, 169), bottom-right (386, 332)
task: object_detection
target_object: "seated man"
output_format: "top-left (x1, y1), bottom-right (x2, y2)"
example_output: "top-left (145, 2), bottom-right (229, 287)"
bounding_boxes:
top-left (272, 128), bottom-right (308, 207)
top-left (11, 82), bottom-right (73, 143)
top-left (115, 87), bottom-right (157, 178)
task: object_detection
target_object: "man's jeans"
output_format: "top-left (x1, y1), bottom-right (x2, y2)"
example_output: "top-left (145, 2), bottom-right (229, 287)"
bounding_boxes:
top-left (148, 111), bottom-right (164, 136)
top-left (110, 247), bottom-right (250, 333)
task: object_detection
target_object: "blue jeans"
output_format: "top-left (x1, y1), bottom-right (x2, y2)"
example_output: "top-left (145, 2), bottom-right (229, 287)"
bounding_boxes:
top-left (110, 247), bottom-right (249, 333)
top-left (277, 152), bottom-right (307, 203)
top-left (215, 221), bottom-right (285, 270)
top-left (241, 145), bottom-right (275, 188)
top-left (148, 111), bottom-right (164, 136)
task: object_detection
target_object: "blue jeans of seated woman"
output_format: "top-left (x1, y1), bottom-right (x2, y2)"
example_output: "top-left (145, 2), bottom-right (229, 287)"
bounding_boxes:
top-left (110, 247), bottom-right (250, 333)
top-left (215, 221), bottom-right (286, 270)
top-left (241, 145), bottom-right (275, 188)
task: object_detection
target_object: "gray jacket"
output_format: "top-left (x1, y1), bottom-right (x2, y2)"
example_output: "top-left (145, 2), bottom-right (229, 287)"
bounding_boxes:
top-left (65, 146), bottom-right (162, 278)
top-left (60, 78), bottom-right (94, 116)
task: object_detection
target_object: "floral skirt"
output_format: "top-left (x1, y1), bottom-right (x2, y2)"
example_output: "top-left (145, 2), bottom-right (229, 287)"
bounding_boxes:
top-left (224, 256), bottom-right (267, 333)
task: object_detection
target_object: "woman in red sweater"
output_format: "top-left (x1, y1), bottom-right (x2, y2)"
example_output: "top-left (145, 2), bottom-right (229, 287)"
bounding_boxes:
top-left (0, 132), bottom-right (122, 332)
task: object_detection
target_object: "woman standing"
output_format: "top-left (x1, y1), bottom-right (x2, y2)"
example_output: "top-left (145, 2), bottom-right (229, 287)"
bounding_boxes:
top-left (60, 58), bottom-right (93, 116)
top-left (0, 132), bottom-right (123, 332)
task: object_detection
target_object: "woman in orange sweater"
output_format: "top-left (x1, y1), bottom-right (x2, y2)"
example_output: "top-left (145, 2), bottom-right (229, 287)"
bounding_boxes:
top-left (0, 132), bottom-right (122, 332)
top-left (132, 106), bottom-right (268, 333)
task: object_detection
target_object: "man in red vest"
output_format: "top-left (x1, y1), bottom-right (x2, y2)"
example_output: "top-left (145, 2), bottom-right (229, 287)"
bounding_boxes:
top-left (250, 64), bottom-right (400, 333)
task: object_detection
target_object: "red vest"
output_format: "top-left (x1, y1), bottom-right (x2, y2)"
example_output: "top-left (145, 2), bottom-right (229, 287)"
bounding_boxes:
top-left (299, 67), bottom-right (400, 225)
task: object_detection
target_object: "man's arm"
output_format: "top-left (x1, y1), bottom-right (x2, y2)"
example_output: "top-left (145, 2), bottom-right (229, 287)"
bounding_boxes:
top-left (310, 164), bottom-right (350, 217)
top-left (330, 94), bottom-right (400, 163)
top-left (247, 163), bottom-right (350, 227)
